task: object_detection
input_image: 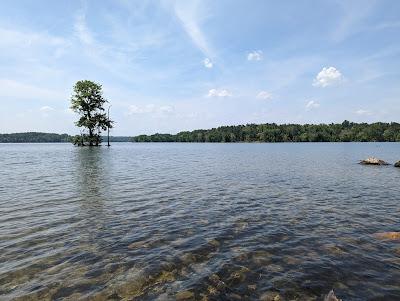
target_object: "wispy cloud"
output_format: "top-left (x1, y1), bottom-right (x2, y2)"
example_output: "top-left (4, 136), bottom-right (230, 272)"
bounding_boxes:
top-left (355, 109), bottom-right (372, 116)
top-left (0, 79), bottom-right (63, 100)
top-left (331, 1), bottom-right (376, 42)
top-left (256, 91), bottom-right (272, 100)
top-left (0, 27), bottom-right (67, 49)
top-left (172, 0), bottom-right (214, 58)
top-left (39, 105), bottom-right (55, 117)
top-left (39, 106), bottom-right (55, 112)
top-left (128, 104), bottom-right (174, 115)
top-left (207, 89), bottom-right (232, 98)
top-left (306, 100), bottom-right (320, 110)
top-left (74, 11), bottom-right (94, 46)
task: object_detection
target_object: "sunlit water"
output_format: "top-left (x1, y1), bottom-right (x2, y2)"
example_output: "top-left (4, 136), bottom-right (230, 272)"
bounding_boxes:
top-left (1, 143), bottom-right (399, 301)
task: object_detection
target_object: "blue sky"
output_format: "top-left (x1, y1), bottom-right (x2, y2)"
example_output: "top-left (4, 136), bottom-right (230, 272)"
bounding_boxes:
top-left (0, 0), bottom-right (399, 135)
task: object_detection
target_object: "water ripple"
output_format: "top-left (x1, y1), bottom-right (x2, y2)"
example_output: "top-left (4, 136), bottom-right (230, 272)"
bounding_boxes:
top-left (0, 143), bottom-right (399, 300)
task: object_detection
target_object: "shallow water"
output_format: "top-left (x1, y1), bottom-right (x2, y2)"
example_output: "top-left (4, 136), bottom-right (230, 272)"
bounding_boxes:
top-left (0, 143), bottom-right (399, 301)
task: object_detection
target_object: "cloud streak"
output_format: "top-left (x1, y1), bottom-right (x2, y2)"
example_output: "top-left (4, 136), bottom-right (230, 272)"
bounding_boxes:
top-left (172, 1), bottom-right (214, 58)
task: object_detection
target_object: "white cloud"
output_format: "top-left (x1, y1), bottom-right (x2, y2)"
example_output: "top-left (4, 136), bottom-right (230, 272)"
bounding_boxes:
top-left (256, 91), bottom-right (272, 100)
top-left (128, 104), bottom-right (174, 115)
top-left (306, 100), bottom-right (320, 110)
top-left (207, 89), bottom-right (232, 98)
top-left (39, 106), bottom-right (55, 113)
top-left (313, 66), bottom-right (343, 87)
top-left (355, 109), bottom-right (372, 116)
top-left (203, 58), bottom-right (213, 68)
top-left (247, 50), bottom-right (263, 61)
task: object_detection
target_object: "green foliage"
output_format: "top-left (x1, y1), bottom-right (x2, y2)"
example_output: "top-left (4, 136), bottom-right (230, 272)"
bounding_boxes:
top-left (0, 132), bottom-right (70, 143)
top-left (0, 133), bottom-right (130, 143)
top-left (131, 121), bottom-right (400, 143)
top-left (71, 135), bottom-right (84, 146)
top-left (70, 80), bottom-right (114, 146)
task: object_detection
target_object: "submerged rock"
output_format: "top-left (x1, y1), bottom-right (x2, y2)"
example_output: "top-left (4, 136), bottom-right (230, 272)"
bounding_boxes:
top-left (395, 161), bottom-right (400, 167)
top-left (324, 290), bottom-right (342, 301)
top-left (360, 157), bottom-right (389, 165)
top-left (176, 290), bottom-right (195, 300)
top-left (374, 232), bottom-right (400, 240)
top-left (260, 291), bottom-right (281, 301)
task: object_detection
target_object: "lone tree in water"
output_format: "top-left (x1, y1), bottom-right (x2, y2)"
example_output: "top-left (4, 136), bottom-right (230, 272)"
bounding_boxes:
top-left (70, 80), bottom-right (114, 146)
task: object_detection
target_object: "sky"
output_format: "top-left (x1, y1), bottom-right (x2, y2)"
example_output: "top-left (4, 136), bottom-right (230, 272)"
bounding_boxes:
top-left (0, 0), bottom-right (399, 135)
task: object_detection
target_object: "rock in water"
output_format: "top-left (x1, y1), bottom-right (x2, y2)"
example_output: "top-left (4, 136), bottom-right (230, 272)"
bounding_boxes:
top-left (374, 232), bottom-right (400, 240)
top-left (395, 161), bottom-right (400, 168)
top-left (359, 157), bottom-right (389, 165)
top-left (324, 290), bottom-right (342, 301)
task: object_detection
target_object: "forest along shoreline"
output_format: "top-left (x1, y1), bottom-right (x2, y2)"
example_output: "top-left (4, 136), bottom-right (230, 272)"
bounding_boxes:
top-left (2, 121), bottom-right (400, 143)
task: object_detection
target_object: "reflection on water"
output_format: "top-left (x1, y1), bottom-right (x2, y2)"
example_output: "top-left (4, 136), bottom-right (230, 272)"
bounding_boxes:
top-left (0, 143), bottom-right (399, 300)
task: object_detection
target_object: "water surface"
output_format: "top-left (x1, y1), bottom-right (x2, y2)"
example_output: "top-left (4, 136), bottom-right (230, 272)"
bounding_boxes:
top-left (1, 143), bottom-right (399, 300)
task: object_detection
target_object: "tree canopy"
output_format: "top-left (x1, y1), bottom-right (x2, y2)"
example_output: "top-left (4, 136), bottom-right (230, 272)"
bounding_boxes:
top-left (70, 80), bottom-right (114, 146)
top-left (132, 121), bottom-right (400, 143)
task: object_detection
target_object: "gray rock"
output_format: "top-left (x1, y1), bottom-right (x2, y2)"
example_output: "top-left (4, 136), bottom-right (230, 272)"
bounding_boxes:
top-left (395, 161), bottom-right (400, 168)
top-left (359, 157), bottom-right (389, 165)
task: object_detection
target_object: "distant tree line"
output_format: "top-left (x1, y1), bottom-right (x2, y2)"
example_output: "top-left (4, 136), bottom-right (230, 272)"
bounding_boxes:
top-left (0, 132), bottom-right (70, 143)
top-left (0, 133), bottom-right (131, 143)
top-left (132, 121), bottom-right (400, 143)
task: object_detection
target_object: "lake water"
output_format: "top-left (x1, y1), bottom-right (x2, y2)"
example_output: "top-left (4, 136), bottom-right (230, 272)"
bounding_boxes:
top-left (1, 143), bottom-right (399, 301)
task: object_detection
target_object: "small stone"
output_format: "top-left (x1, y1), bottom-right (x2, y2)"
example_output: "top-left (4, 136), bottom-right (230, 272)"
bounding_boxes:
top-left (324, 290), bottom-right (342, 301)
top-left (248, 284), bottom-right (257, 291)
top-left (234, 221), bottom-right (249, 233)
top-left (323, 244), bottom-right (345, 256)
top-left (208, 239), bottom-right (220, 247)
top-left (260, 291), bottom-right (281, 301)
top-left (395, 161), bottom-right (400, 167)
top-left (265, 264), bottom-right (283, 273)
top-left (252, 250), bottom-right (272, 265)
top-left (180, 253), bottom-right (196, 264)
top-left (282, 256), bottom-right (301, 265)
top-left (154, 270), bottom-right (176, 284)
top-left (209, 274), bottom-right (220, 283)
top-left (128, 240), bottom-right (149, 249)
top-left (176, 290), bottom-right (195, 300)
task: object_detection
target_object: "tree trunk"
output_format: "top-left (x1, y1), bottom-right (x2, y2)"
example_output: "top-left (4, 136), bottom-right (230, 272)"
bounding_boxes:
top-left (88, 128), bottom-right (93, 146)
